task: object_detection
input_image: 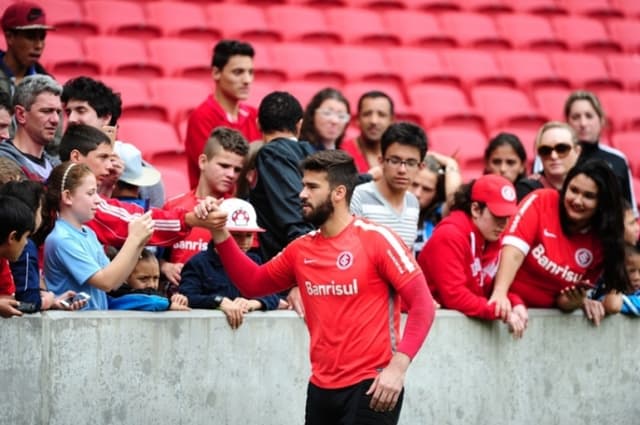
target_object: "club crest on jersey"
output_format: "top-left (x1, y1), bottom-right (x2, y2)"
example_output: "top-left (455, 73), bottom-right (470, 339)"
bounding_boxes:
top-left (336, 251), bottom-right (354, 270)
top-left (574, 248), bottom-right (593, 268)
top-left (230, 208), bottom-right (250, 227)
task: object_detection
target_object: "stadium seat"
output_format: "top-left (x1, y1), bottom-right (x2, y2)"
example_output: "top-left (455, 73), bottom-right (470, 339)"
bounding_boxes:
top-left (531, 87), bottom-right (572, 122)
top-left (84, 36), bottom-right (162, 78)
top-left (457, 0), bottom-right (514, 14)
top-left (117, 118), bottom-right (183, 164)
top-left (495, 14), bottom-right (568, 51)
top-left (148, 78), bottom-right (211, 125)
top-left (342, 81), bottom-right (418, 123)
top-left (281, 81), bottom-right (340, 108)
top-left (408, 83), bottom-right (484, 130)
top-left (606, 55), bottom-right (640, 90)
top-left (385, 48), bottom-right (460, 86)
top-left (550, 52), bottom-right (623, 91)
top-left (613, 0), bottom-right (640, 18)
top-left (598, 91), bottom-right (640, 131)
top-left (235, 41), bottom-right (287, 84)
top-left (156, 162), bottom-right (190, 201)
top-left (399, 0), bottom-right (462, 12)
top-left (46, 0), bottom-right (99, 37)
top-left (325, 8), bottom-right (401, 46)
top-left (99, 76), bottom-right (168, 122)
top-left (427, 126), bottom-right (487, 180)
top-left (471, 86), bottom-right (548, 130)
top-left (147, 39), bottom-right (212, 81)
top-left (441, 49), bottom-right (515, 90)
top-left (265, 5), bottom-right (342, 44)
top-left (344, 0), bottom-right (406, 10)
top-left (206, 4), bottom-right (282, 43)
top-left (562, 0), bottom-right (624, 18)
top-left (246, 81), bottom-right (277, 108)
top-left (551, 16), bottom-right (622, 53)
top-left (606, 20), bottom-right (640, 53)
top-left (269, 43), bottom-right (345, 86)
top-left (41, 34), bottom-right (100, 78)
top-left (382, 10), bottom-right (457, 48)
top-left (502, 0), bottom-right (567, 15)
top-left (611, 131), bottom-right (640, 176)
top-left (146, 2), bottom-right (221, 41)
top-left (327, 46), bottom-right (400, 84)
top-left (495, 51), bottom-right (569, 90)
top-left (84, 0), bottom-right (162, 40)
top-left (439, 11), bottom-right (511, 49)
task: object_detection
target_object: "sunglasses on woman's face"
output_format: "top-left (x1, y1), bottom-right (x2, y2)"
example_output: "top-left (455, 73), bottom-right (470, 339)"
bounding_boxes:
top-left (537, 143), bottom-right (573, 158)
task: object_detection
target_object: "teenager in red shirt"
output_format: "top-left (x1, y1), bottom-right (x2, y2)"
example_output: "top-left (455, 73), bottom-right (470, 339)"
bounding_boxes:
top-left (205, 150), bottom-right (434, 425)
top-left (490, 159), bottom-right (630, 326)
top-left (419, 174), bottom-right (527, 335)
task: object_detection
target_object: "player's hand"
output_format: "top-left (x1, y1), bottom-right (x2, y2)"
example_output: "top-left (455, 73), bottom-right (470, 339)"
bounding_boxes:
top-left (287, 287), bottom-right (305, 319)
top-left (366, 353), bottom-right (409, 412)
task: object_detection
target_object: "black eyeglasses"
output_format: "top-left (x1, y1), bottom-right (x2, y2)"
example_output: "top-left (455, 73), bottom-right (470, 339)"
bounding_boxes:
top-left (384, 157), bottom-right (420, 169)
top-left (537, 143), bottom-right (573, 158)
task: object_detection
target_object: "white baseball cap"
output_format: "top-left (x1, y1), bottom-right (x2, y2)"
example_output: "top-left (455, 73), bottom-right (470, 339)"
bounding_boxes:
top-left (219, 198), bottom-right (265, 233)
top-left (114, 141), bottom-right (161, 187)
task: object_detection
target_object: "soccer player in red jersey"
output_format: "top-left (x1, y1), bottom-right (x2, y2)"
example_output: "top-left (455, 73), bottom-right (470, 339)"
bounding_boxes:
top-left (205, 150), bottom-right (435, 425)
top-left (490, 159), bottom-right (630, 327)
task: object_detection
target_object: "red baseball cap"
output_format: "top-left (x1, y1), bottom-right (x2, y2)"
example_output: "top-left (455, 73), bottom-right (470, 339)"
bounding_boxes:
top-left (471, 174), bottom-right (518, 217)
top-left (1, 2), bottom-right (54, 31)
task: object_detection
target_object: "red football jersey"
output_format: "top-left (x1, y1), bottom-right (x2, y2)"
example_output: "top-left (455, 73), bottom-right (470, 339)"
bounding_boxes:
top-left (163, 191), bottom-right (210, 264)
top-left (266, 217), bottom-right (422, 389)
top-left (503, 189), bottom-right (603, 307)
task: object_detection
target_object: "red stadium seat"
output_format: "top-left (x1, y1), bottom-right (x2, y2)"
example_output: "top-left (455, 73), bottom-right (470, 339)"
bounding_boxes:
top-left (46, 0), bottom-right (98, 37)
top-left (327, 46), bottom-right (400, 84)
top-left (611, 131), bottom-right (640, 176)
top-left (409, 83), bottom-right (484, 130)
top-left (84, 0), bottom-right (161, 40)
top-left (441, 49), bottom-right (515, 90)
top-left (148, 78), bottom-right (211, 125)
top-left (99, 76), bottom-right (168, 122)
top-left (495, 14), bottom-right (567, 51)
top-left (562, 0), bottom-right (624, 18)
top-left (117, 118), bottom-right (183, 164)
top-left (606, 55), bottom-right (640, 90)
top-left (269, 43), bottom-right (345, 86)
top-left (41, 34), bottom-right (100, 78)
top-left (147, 38), bottom-right (211, 81)
top-left (325, 8), bottom-right (401, 46)
top-left (145, 2), bottom-right (221, 41)
top-left (265, 5), bottom-right (342, 44)
top-left (551, 16), bottom-right (622, 53)
top-left (400, 0), bottom-right (462, 12)
top-left (281, 81), bottom-right (339, 108)
top-left (156, 162), bottom-right (190, 200)
top-left (457, 0), bottom-right (514, 14)
top-left (531, 87), bottom-right (572, 122)
top-left (427, 126), bottom-right (487, 179)
top-left (502, 0), bottom-right (567, 15)
top-left (246, 81), bottom-right (277, 108)
top-left (382, 10), bottom-right (456, 48)
top-left (598, 91), bottom-right (640, 131)
top-left (385, 48), bottom-right (459, 86)
top-left (439, 11), bottom-right (511, 49)
top-left (550, 52), bottom-right (623, 91)
top-left (471, 86), bottom-right (548, 130)
top-left (344, 0), bottom-right (406, 10)
top-left (206, 4), bottom-right (282, 43)
top-left (613, 0), bottom-right (640, 18)
top-left (495, 51), bottom-right (569, 90)
top-left (606, 20), bottom-right (640, 53)
top-left (342, 81), bottom-right (418, 123)
top-left (84, 36), bottom-right (162, 78)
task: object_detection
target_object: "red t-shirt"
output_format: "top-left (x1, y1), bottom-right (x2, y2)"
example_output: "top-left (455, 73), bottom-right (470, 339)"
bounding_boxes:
top-left (0, 258), bottom-right (15, 296)
top-left (266, 217), bottom-right (423, 389)
top-left (340, 138), bottom-right (371, 174)
top-left (184, 95), bottom-right (262, 188)
top-left (163, 190), bottom-right (209, 264)
top-left (503, 189), bottom-right (603, 307)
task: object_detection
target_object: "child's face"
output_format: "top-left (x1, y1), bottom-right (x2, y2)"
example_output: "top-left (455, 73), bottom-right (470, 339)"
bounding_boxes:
top-left (231, 231), bottom-right (254, 252)
top-left (625, 253), bottom-right (640, 292)
top-left (7, 230), bottom-right (30, 261)
top-left (127, 258), bottom-right (160, 291)
top-left (624, 209), bottom-right (640, 245)
top-left (67, 174), bottom-right (101, 224)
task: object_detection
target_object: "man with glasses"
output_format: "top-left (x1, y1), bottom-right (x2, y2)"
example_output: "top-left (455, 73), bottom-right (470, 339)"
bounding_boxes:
top-left (0, 2), bottom-right (52, 97)
top-left (350, 122), bottom-right (427, 248)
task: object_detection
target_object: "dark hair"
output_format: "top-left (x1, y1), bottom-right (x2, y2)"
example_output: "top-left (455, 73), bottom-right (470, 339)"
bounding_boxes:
top-left (0, 180), bottom-right (47, 244)
top-left (59, 124), bottom-right (112, 161)
top-left (211, 39), bottom-right (254, 69)
top-left (484, 132), bottom-right (527, 181)
top-left (46, 162), bottom-right (94, 213)
top-left (61, 77), bottom-right (122, 126)
top-left (203, 127), bottom-right (249, 159)
top-left (258, 91), bottom-right (303, 135)
top-left (0, 90), bottom-right (13, 114)
top-left (299, 87), bottom-right (350, 149)
top-left (451, 180), bottom-right (486, 216)
top-left (236, 141), bottom-right (264, 200)
top-left (0, 195), bottom-right (34, 243)
top-left (418, 155), bottom-right (446, 224)
top-left (357, 90), bottom-right (394, 116)
top-left (380, 122), bottom-right (428, 161)
top-left (559, 159), bottom-right (629, 292)
top-left (138, 247), bottom-right (157, 263)
top-left (300, 150), bottom-right (358, 204)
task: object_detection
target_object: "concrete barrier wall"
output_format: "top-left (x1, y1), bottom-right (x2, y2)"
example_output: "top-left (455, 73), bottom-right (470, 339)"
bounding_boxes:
top-left (0, 309), bottom-right (638, 425)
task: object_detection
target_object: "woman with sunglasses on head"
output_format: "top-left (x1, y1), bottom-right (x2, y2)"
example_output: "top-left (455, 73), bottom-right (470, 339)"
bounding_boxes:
top-left (515, 122), bottom-right (581, 202)
top-left (489, 159), bottom-right (630, 330)
top-left (300, 88), bottom-right (351, 151)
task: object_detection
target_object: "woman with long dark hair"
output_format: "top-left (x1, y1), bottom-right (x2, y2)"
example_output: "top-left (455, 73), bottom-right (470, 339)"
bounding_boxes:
top-left (299, 88), bottom-right (351, 151)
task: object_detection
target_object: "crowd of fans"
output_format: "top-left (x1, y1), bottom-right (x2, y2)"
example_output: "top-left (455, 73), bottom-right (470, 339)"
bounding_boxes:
top-left (0, 1), bottom-right (639, 339)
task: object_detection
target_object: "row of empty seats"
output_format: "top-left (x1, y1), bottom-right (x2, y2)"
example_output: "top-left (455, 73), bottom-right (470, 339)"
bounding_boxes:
top-left (22, 1), bottom-right (640, 53)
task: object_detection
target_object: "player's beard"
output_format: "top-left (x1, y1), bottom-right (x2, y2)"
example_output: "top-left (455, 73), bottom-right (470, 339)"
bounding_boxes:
top-left (302, 194), bottom-right (334, 227)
